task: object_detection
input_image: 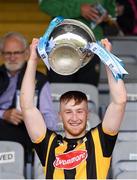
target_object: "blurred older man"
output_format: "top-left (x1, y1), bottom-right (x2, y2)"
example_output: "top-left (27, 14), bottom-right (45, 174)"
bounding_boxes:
top-left (0, 32), bottom-right (58, 162)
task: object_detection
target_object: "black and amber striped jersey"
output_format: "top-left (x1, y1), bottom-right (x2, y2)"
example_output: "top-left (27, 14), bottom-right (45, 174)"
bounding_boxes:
top-left (34, 123), bottom-right (118, 179)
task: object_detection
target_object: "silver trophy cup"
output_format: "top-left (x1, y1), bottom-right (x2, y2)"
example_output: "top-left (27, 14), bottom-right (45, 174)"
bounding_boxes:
top-left (48, 19), bottom-right (96, 75)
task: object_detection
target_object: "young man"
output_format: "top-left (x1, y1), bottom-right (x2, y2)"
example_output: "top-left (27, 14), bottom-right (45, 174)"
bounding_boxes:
top-left (20, 38), bottom-right (127, 179)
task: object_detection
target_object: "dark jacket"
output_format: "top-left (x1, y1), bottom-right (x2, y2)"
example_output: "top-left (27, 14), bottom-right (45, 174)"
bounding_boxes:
top-left (0, 64), bottom-right (47, 109)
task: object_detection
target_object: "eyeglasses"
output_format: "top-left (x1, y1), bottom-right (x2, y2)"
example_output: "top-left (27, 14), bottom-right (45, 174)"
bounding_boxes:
top-left (1, 50), bottom-right (25, 58)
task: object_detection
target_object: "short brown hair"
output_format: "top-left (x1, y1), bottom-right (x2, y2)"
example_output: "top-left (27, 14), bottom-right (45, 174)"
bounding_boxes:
top-left (60, 91), bottom-right (88, 105)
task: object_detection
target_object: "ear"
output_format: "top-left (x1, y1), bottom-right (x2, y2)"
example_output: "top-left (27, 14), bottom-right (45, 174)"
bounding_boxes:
top-left (87, 110), bottom-right (90, 120)
top-left (58, 111), bottom-right (63, 122)
top-left (24, 48), bottom-right (30, 60)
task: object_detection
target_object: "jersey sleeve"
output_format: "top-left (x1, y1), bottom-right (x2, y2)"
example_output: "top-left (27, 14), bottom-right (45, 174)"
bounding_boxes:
top-left (97, 123), bottom-right (118, 157)
top-left (33, 129), bottom-right (56, 166)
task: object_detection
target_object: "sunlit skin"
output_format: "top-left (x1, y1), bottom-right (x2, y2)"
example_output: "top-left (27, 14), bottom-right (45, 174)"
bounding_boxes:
top-left (59, 99), bottom-right (89, 139)
top-left (2, 37), bottom-right (29, 76)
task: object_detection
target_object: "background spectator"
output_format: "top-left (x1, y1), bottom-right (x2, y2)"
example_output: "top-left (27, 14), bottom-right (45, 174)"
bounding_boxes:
top-left (116, 0), bottom-right (137, 36)
top-left (0, 32), bottom-right (58, 162)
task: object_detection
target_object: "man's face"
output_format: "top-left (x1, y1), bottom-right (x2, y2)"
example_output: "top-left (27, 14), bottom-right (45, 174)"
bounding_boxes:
top-left (59, 99), bottom-right (89, 139)
top-left (1, 37), bottom-right (29, 74)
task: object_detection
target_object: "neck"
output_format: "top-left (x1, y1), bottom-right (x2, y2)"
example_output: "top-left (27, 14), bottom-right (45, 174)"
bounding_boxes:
top-left (8, 70), bottom-right (19, 77)
top-left (65, 130), bottom-right (86, 139)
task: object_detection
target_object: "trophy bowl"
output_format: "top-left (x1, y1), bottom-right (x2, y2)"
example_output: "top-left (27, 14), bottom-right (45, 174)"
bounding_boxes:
top-left (48, 19), bottom-right (96, 75)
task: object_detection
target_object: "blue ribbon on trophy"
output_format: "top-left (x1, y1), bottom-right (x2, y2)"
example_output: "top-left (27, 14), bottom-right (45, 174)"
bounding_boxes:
top-left (86, 42), bottom-right (128, 80)
top-left (37, 16), bottom-right (128, 80)
top-left (37, 16), bottom-right (64, 69)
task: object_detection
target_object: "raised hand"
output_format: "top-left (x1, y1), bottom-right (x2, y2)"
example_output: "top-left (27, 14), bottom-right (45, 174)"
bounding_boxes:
top-left (80, 4), bottom-right (99, 21)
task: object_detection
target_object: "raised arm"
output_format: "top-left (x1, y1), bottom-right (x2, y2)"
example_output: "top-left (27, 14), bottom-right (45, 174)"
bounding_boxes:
top-left (101, 39), bottom-right (127, 134)
top-left (20, 38), bottom-right (46, 142)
